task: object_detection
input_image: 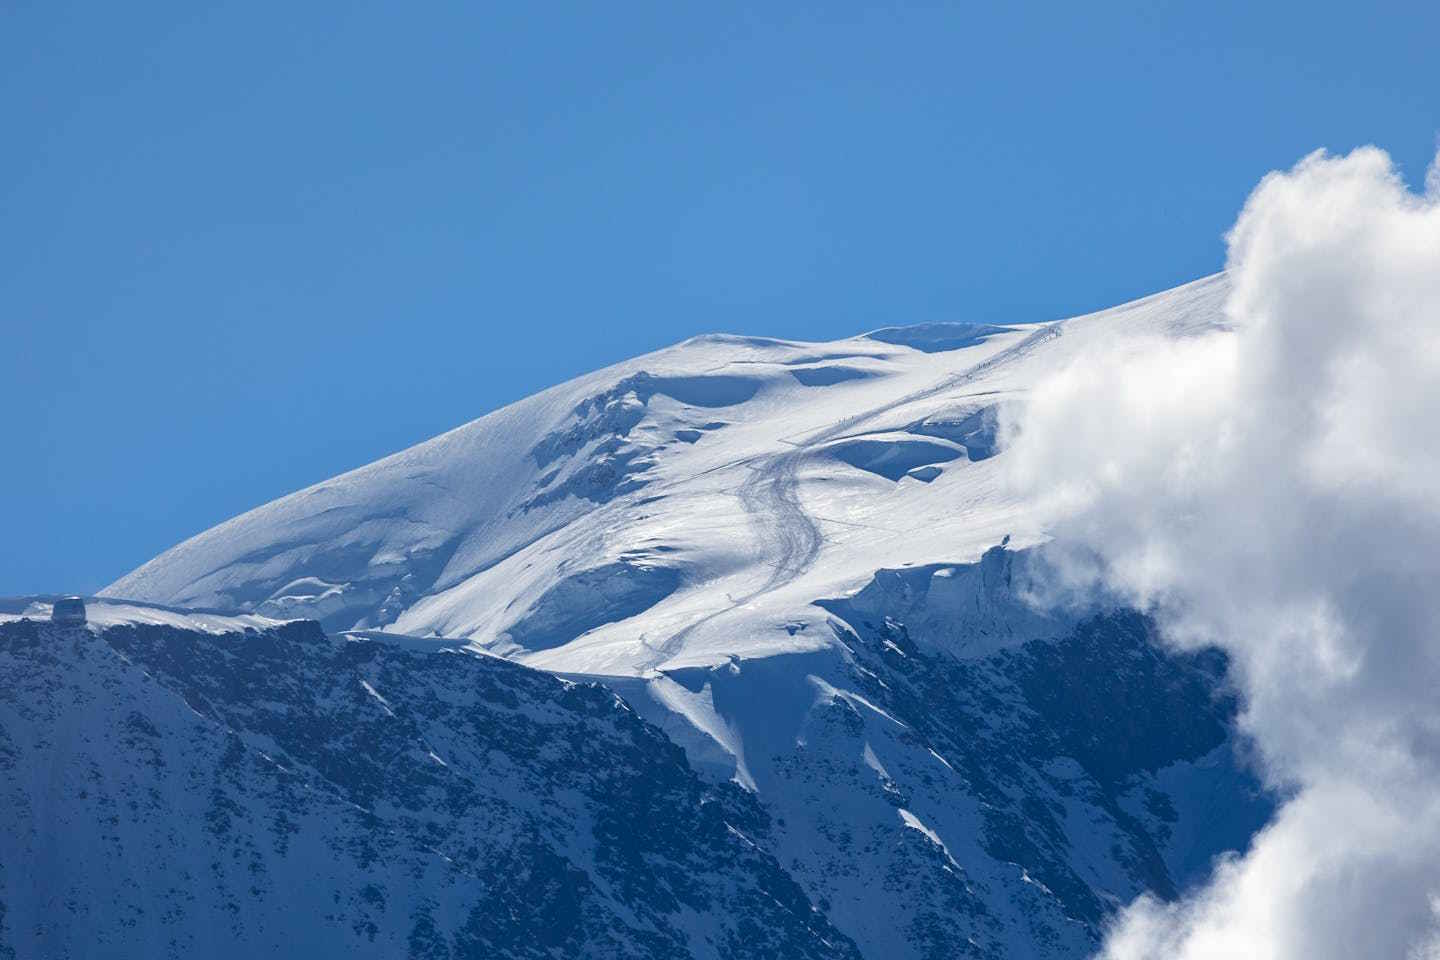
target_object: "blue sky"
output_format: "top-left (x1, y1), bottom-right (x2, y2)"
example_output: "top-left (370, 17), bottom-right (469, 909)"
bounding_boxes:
top-left (3, 0), bottom-right (1437, 595)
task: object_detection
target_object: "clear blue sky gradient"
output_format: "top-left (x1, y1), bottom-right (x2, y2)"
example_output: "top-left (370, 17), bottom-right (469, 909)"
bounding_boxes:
top-left (3, 1), bottom-right (1437, 594)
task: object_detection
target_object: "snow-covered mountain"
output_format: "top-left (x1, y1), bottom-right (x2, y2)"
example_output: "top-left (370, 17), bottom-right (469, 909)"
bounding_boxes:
top-left (3, 274), bottom-right (1275, 958)
top-left (2, 591), bottom-right (1267, 959)
top-left (0, 610), bottom-right (857, 959)
top-left (103, 274), bottom-right (1226, 675)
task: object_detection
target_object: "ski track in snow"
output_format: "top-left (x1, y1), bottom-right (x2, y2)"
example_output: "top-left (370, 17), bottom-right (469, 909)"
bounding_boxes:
top-left (99, 274), bottom-right (1224, 679)
top-left (28, 275), bottom-right (1276, 960)
top-left (648, 321), bottom-right (1063, 670)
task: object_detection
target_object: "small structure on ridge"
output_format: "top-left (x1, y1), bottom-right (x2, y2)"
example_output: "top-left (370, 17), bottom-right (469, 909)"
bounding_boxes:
top-left (51, 596), bottom-right (87, 625)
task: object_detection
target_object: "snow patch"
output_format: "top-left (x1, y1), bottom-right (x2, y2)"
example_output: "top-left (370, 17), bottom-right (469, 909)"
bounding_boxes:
top-left (862, 742), bottom-right (893, 782)
top-left (649, 674), bottom-right (757, 791)
top-left (358, 679), bottom-right (395, 717)
top-left (898, 808), bottom-right (961, 868)
top-left (808, 675), bottom-right (908, 729)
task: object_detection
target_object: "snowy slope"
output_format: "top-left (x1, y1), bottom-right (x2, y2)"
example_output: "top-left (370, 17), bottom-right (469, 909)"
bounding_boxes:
top-left (104, 274), bottom-right (1228, 678)
top-left (75, 274), bottom-right (1270, 959)
top-left (2, 585), bottom-right (1268, 959)
top-left (0, 616), bottom-right (857, 959)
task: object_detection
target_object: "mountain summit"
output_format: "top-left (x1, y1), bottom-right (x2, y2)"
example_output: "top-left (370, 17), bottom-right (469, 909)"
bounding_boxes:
top-left (104, 274), bottom-right (1227, 676)
top-left (2, 274), bottom-right (1274, 959)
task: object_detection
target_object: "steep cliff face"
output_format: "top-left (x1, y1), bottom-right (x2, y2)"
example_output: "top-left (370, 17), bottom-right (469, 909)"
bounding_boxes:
top-left (803, 591), bottom-right (1272, 957)
top-left (616, 552), bottom-right (1272, 960)
top-left (0, 617), bottom-right (857, 960)
top-left (101, 276), bottom-right (1230, 678)
top-left (2, 556), bottom-right (1272, 960)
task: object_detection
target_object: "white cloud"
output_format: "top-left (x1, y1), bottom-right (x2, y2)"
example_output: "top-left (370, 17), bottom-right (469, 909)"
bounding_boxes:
top-left (1002, 145), bottom-right (1440, 959)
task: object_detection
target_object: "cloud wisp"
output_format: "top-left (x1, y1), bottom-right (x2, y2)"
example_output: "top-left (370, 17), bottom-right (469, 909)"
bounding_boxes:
top-left (1002, 146), bottom-right (1440, 959)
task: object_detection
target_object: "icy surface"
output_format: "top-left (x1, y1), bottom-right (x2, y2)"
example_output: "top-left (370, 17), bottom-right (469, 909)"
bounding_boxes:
top-left (60, 274), bottom-right (1276, 958)
top-left (103, 274), bottom-right (1230, 678)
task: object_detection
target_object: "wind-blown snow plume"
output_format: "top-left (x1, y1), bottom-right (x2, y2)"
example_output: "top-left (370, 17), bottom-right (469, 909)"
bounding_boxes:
top-left (1003, 145), bottom-right (1440, 958)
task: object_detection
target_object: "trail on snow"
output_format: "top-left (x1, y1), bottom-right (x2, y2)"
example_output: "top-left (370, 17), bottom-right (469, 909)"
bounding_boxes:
top-left (648, 322), bottom-right (1062, 669)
